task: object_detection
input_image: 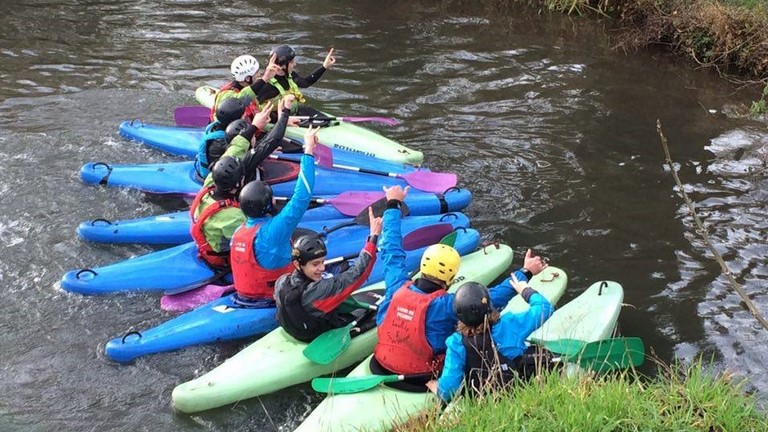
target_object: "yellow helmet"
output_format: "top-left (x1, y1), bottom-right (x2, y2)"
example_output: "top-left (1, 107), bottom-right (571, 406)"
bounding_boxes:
top-left (420, 244), bottom-right (460, 285)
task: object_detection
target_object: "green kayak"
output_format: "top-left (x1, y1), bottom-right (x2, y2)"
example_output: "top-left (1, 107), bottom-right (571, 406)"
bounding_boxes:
top-left (194, 85), bottom-right (424, 165)
top-left (295, 278), bottom-right (623, 432)
top-left (171, 243), bottom-right (515, 414)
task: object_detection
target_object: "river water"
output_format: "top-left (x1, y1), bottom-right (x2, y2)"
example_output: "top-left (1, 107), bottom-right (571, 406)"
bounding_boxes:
top-left (1, 0), bottom-right (766, 430)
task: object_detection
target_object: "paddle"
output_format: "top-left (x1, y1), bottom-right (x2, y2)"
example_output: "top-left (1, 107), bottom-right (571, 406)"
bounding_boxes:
top-left (273, 191), bottom-right (387, 217)
top-left (293, 115), bottom-right (400, 127)
top-left (311, 337), bottom-right (645, 394)
top-left (316, 195), bottom-right (409, 237)
top-left (160, 220), bottom-right (454, 312)
top-left (313, 149), bottom-right (457, 193)
top-left (303, 227), bottom-right (459, 364)
top-left (174, 106), bottom-right (210, 127)
top-left (172, 105), bottom-right (400, 128)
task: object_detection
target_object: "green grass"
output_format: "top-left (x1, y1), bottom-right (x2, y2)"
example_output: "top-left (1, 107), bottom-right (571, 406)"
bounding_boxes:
top-left (399, 360), bottom-right (768, 431)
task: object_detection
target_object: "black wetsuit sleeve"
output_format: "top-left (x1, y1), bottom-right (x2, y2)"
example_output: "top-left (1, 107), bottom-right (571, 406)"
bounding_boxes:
top-left (249, 79), bottom-right (266, 96)
top-left (242, 108), bottom-right (291, 179)
top-left (257, 82), bottom-right (280, 104)
top-left (292, 67), bottom-right (327, 87)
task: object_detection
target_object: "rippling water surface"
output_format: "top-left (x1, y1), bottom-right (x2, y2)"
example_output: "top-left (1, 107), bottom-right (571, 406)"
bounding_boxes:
top-left (1, 0), bottom-right (766, 430)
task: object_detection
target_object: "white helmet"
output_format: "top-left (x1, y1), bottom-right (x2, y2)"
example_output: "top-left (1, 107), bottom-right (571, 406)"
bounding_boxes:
top-left (231, 55), bottom-right (259, 81)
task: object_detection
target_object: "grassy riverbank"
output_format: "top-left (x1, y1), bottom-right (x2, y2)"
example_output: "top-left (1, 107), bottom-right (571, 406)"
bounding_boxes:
top-left (398, 361), bottom-right (768, 431)
top-left (519, 0), bottom-right (768, 81)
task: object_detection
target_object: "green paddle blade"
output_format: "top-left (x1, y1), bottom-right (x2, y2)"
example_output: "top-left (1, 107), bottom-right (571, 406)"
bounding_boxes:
top-left (312, 374), bottom-right (402, 394)
top-left (565, 337), bottom-right (645, 372)
top-left (534, 338), bottom-right (586, 357)
top-left (302, 321), bottom-right (357, 365)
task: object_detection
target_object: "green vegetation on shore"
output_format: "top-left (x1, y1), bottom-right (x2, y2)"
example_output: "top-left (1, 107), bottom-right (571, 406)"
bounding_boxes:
top-left (398, 361), bottom-right (768, 431)
top-left (519, 0), bottom-right (768, 81)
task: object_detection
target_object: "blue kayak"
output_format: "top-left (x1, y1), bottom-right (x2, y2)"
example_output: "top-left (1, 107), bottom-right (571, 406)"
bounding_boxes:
top-left (61, 213), bottom-right (471, 295)
top-left (79, 158), bottom-right (443, 196)
top-left (77, 188), bottom-right (472, 245)
top-left (103, 227), bottom-right (480, 363)
top-left (118, 119), bottom-right (424, 166)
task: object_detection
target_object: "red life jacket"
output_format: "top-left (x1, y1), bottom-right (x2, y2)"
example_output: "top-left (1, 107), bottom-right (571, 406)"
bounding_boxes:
top-left (210, 81), bottom-right (261, 122)
top-left (189, 185), bottom-right (239, 269)
top-left (230, 223), bottom-right (293, 299)
top-left (374, 282), bottom-right (447, 374)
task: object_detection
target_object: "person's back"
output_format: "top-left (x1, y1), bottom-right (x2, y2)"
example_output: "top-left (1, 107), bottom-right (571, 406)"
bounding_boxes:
top-left (429, 280), bottom-right (554, 402)
top-left (230, 125), bottom-right (319, 302)
top-left (275, 215), bottom-right (380, 342)
top-left (372, 185), bottom-right (551, 378)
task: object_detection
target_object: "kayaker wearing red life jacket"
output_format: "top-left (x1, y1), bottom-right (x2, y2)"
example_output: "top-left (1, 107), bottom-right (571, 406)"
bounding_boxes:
top-left (371, 185), bottom-right (550, 389)
top-left (190, 96), bottom-right (294, 270)
top-left (229, 124), bottom-right (319, 306)
top-left (274, 211), bottom-right (382, 343)
top-left (425, 279), bottom-right (554, 402)
top-left (256, 45), bottom-right (336, 117)
top-left (209, 54), bottom-right (282, 122)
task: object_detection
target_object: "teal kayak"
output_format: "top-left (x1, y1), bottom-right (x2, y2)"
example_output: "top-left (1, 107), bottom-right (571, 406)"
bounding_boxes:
top-left (294, 279), bottom-right (623, 432)
top-left (195, 85), bottom-right (424, 165)
top-left (171, 243), bottom-right (518, 414)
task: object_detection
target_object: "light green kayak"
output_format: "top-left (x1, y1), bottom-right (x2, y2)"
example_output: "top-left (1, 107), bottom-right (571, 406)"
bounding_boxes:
top-left (171, 244), bottom-right (515, 414)
top-left (295, 278), bottom-right (624, 432)
top-left (194, 85), bottom-right (424, 165)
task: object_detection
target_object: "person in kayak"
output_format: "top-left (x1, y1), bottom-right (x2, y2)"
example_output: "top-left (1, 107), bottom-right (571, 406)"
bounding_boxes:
top-left (195, 97), bottom-right (255, 179)
top-left (190, 96), bottom-right (295, 269)
top-left (425, 279), bottom-right (554, 402)
top-left (371, 185), bottom-right (549, 388)
top-left (256, 45), bottom-right (336, 117)
top-left (273, 211), bottom-right (382, 342)
top-left (229, 123), bottom-right (320, 306)
top-left (209, 54), bottom-right (282, 122)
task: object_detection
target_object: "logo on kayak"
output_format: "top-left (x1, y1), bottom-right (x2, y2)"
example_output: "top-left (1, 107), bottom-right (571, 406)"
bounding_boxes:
top-left (332, 144), bottom-right (376, 158)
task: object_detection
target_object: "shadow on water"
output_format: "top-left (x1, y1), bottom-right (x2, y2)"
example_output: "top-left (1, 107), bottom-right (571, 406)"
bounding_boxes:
top-left (0, 0), bottom-right (766, 430)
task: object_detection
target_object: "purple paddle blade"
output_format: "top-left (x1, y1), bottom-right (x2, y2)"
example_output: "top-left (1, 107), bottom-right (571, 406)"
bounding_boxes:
top-left (174, 106), bottom-right (211, 127)
top-left (160, 284), bottom-right (234, 312)
top-left (399, 171), bottom-right (457, 193)
top-left (401, 223), bottom-right (455, 251)
top-left (324, 191), bottom-right (385, 216)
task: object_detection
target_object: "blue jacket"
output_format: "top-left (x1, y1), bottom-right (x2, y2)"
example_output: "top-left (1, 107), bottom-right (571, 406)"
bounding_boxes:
top-left (242, 154), bottom-right (315, 269)
top-left (376, 207), bottom-right (531, 354)
top-left (436, 292), bottom-right (554, 402)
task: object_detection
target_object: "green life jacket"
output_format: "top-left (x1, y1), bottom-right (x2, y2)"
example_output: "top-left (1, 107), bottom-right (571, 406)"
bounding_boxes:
top-left (268, 74), bottom-right (306, 113)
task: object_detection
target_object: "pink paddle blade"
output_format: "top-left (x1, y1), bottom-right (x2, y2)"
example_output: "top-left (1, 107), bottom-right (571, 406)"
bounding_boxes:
top-left (174, 106), bottom-right (211, 127)
top-left (325, 191), bottom-right (385, 216)
top-left (339, 116), bottom-right (400, 126)
top-left (160, 284), bottom-right (234, 312)
top-left (399, 171), bottom-right (457, 193)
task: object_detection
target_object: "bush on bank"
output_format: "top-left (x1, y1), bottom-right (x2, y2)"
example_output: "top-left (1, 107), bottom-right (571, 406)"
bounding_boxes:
top-left (518, 0), bottom-right (768, 80)
top-left (398, 360), bottom-right (768, 431)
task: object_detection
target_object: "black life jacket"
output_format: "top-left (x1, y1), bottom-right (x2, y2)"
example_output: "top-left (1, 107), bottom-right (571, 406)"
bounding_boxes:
top-left (275, 272), bottom-right (342, 343)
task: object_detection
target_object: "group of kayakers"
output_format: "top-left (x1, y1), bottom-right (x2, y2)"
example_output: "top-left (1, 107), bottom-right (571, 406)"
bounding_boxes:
top-left (189, 46), bottom-right (556, 404)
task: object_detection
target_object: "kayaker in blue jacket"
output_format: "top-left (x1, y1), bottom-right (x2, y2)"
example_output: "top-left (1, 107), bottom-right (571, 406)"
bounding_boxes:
top-left (256, 45), bottom-right (335, 117)
top-left (371, 185), bottom-right (549, 383)
top-left (274, 211), bottom-right (382, 342)
top-left (229, 124), bottom-right (319, 304)
top-left (425, 279), bottom-right (554, 402)
top-left (194, 97), bottom-right (272, 179)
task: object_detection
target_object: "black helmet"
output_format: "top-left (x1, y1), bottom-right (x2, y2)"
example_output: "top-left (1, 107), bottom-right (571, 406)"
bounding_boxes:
top-left (206, 138), bottom-right (228, 165)
top-left (239, 180), bottom-right (274, 218)
top-left (211, 156), bottom-right (244, 191)
top-left (271, 45), bottom-right (296, 66)
top-left (215, 97), bottom-right (247, 126)
top-left (453, 282), bottom-right (492, 327)
top-left (225, 119), bottom-right (250, 143)
top-left (291, 235), bottom-right (328, 265)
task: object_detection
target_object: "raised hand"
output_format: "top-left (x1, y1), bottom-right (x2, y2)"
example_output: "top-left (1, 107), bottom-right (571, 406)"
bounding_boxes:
top-left (323, 48), bottom-right (336, 69)
top-left (522, 248), bottom-right (548, 276)
top-left (279, 94), bottom-right (296, 113)
top-left (509, 273), bottom-right (530, 296)
top-left (304, 125), bottom-right (320, 155)
top-left (368, 206), bottom-right (383, 237)
top-left (383, 185), bottom-right (410, 202)
top-left (261, 53), bottom-right (282, 81)
top-left (252, 100), bottom-right (274, 131)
